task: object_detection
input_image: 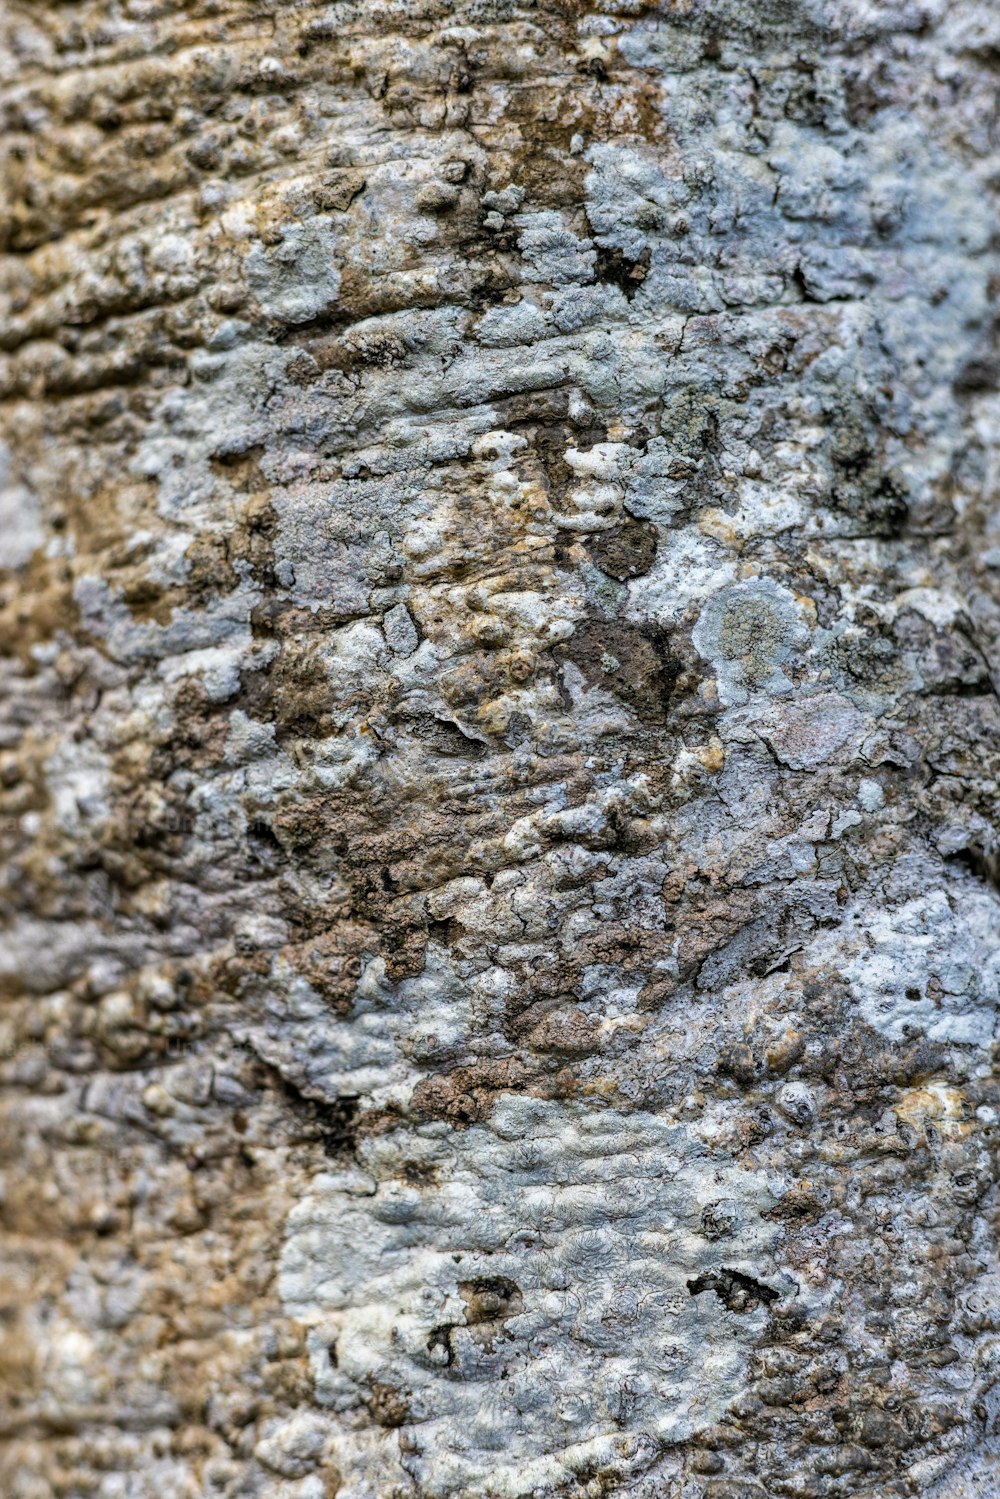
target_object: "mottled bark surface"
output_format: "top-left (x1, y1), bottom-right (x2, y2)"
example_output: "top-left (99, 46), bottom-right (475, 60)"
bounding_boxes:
top-left (2, 1), bottom-right (1000, 1496)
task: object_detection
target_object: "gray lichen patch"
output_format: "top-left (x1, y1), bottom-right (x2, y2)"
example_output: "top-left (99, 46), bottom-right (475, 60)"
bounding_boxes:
top-left (245, 216), bottom-right (343, 327)
top-left (280, 1098), bottom-right (784, 1499)
top-left (807, 868), bottom-right (1000, 1047)
top-left (760, 692), bottom-right (863, 770)
top-left (693, 578), bottom-right (810, 704)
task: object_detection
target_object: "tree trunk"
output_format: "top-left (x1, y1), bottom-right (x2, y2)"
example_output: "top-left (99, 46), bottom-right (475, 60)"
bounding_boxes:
top-left (2, 2), bottom-right (999, 1496)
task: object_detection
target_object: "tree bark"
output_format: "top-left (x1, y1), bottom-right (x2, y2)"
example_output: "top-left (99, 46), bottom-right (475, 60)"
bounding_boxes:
top-left (1, 2), bottom-right (999, 1496)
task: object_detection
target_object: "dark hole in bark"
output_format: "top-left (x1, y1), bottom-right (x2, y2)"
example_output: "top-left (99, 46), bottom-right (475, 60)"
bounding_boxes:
top-left (458, 1276), bottom-right (524, 1325)
top-left (686, 1268), bottom-right (779, 1313)
top-left (946, 842), bottom-right (1000, 896)
top-left (594, 245), bottom-right (651, 301)
top-left (427, 1325), bottom-right (455, 1365)
top-left (316, 1095), bottom-right (360, 1157)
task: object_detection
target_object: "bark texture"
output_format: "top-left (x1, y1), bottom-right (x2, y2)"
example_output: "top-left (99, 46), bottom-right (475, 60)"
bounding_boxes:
top-left (2, 2), bottom-right (1000, 1496)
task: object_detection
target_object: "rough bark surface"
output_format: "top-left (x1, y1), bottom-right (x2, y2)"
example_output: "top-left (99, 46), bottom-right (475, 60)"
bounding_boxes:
top-left (2, 2), bottom-right (1000, 1496)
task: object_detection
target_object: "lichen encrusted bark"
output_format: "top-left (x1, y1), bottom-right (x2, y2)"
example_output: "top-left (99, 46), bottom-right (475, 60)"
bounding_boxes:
top-left (2, 2), bottom-right (1000, 1496)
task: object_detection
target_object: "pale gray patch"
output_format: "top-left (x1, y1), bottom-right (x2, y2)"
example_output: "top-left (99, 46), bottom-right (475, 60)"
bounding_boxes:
top-left (382, 602), bottom-right (420, 656)
top-left (807, 875), bottom-right (1000, 1046)
top-left (245, 216), bottom-right (342, 326)
top-left (0, 441), bottom-right (43, 569)
top-left (280, 1098), bottom-right (786, 1499)
top-left (760, 692), bottom-right (863, 770)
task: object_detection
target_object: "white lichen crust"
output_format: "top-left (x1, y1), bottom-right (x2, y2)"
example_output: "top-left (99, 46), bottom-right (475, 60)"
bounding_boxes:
top-left (281, 1100), bottom-right (785, 1497)
top-left (1, 2), bottom-right (1000, 1497)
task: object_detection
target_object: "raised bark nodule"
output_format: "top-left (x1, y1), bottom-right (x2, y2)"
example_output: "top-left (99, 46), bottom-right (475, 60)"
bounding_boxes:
top-left (1, 2), bottom-right (999, 1496)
